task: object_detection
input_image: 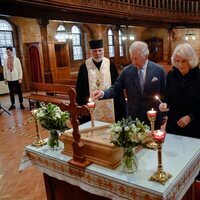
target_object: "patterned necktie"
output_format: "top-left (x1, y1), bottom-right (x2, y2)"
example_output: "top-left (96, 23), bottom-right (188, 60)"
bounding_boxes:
top-left (138, 68), bottom-right (144, 93)
top-left (7, 56), bottom-right (14, 72)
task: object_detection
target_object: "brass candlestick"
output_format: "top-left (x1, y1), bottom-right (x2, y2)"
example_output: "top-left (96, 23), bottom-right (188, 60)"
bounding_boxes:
top-left (147, 111), bottom-right (158, 149)
top-left (32, 111), bottom-right (47, 147)
top-left (148, 115), bottom-right (156, 133)
top-left (149, 136), bottom-right (172, 185)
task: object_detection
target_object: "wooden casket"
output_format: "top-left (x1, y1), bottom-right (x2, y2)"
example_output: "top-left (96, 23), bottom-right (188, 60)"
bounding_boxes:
top-left (60, 121), bottom-right (123, 169)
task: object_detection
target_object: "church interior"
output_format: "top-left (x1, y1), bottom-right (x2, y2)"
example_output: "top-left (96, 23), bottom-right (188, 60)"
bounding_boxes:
top-left (0, 0), bottom-right (200, 199)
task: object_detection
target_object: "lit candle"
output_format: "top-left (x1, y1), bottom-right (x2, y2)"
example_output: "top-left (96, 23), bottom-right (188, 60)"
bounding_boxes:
top-left (153, 130), bottom-right (166, 141)
top-left (147, 108), bottom-right (157, 118)
top-left (87, 98), bottom-right (95, 109)
top-left (155, 95), bottom-right (163, 104)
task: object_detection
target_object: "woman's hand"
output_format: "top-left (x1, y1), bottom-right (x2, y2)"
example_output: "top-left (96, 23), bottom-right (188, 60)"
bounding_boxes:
top-left (159, 103), bottom-right (169, 112)
top-left (177, 115), bottom-right (191, 128)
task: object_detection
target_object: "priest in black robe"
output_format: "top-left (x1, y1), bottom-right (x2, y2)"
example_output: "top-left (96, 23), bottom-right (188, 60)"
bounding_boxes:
top-left (76, 39), bottom-right (126, 124)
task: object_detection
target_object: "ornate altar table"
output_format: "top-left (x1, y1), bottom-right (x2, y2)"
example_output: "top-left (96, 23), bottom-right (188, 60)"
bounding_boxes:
top-left (19, 121), bottom-right (200, 200)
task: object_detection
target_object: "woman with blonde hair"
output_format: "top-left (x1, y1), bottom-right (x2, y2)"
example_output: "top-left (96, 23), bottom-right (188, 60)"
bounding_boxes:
top-left (159, 43), bottom-right (200, 139)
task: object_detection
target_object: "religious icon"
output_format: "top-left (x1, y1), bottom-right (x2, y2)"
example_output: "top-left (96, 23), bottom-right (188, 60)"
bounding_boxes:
top-left (95, 70), bottom-right (102, 90)
top-left (95, 79), bottom-right (101, 90)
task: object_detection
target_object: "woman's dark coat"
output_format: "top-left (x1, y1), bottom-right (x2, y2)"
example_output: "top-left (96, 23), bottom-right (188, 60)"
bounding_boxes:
top-left (165, 66), bottom-right (200, 139)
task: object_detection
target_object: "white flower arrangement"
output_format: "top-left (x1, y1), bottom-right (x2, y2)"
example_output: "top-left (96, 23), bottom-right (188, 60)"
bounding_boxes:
top-left (108, 117), bottom-right (150, 148)
top-left (34, 103), bottom-right (70, 132)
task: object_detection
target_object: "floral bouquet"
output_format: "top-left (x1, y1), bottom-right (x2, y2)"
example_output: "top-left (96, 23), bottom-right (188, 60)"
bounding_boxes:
top-left (109, 117), bottom-right (150, 148)
top-left (34, 103), bottom-right (70, 149)
top-left (108, 117), bottom-right (151, 172)
top-left (35, 103), bottom-right (70, 131)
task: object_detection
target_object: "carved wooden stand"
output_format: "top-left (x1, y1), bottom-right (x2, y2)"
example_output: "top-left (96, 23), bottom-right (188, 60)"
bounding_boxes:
top-left (60, 88), bottom-right (91, 168)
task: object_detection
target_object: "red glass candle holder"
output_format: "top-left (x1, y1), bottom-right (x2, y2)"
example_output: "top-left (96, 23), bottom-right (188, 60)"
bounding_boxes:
top-left (153, 130), bottom-right (166, 143)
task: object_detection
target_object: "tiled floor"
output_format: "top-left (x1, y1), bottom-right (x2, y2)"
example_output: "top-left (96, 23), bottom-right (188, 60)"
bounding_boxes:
top-left (0, 93), bottom-right (48, 200)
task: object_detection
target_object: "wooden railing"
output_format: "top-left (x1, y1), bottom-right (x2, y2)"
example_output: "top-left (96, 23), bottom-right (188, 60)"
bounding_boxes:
top-left (63, 0), bottom-right (200, 14)
top-left (111, 0), bottom-right (200, 13)
top-left (3, 0), bottom-right (200, 25)
top-left (16, 0), bottom-right (200, 14)
top-left (19, 0), bottom-right (200, 16)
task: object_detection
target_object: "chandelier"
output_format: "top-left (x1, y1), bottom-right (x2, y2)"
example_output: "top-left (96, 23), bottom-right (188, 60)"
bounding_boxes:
top-left (184, 29), bottom-right (196, 41)
top-left (122, 34), bottom-right (135, 41)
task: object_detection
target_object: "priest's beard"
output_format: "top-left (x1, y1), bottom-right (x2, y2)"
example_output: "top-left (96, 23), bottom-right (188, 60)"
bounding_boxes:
top-left (92, 57), bottom-right (103, 63)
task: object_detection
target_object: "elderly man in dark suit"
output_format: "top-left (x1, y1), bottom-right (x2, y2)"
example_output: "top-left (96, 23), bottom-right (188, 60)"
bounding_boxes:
top-left (94, 41), bottom-right (166, 127)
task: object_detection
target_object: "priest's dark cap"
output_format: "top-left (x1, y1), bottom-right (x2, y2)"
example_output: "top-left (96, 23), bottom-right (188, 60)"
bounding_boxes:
top-left (89, 39), bottom-right (103, 49)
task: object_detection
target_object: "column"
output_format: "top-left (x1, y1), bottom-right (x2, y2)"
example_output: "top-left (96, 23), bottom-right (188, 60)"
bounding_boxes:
top-left (38, 18), bottom-right (53, 83)
top-left (167, 27), bottom-right (172, 65)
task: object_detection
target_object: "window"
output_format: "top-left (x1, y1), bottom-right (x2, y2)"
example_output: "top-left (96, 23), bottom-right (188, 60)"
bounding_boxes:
top-left (71, 25), bottom-right (83, 60)
top-left (55, 24), bottom-right (67, 42)
top-left (108, 29), bottom-right (115, 57)
top-left (0, 19), bottom-right (15, 66)
top-left (118, 30), bottom-right (124, 57)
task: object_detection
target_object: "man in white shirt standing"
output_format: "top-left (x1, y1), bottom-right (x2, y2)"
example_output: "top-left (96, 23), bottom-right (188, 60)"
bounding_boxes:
top-left (3, 47), bottom-right (25, 110)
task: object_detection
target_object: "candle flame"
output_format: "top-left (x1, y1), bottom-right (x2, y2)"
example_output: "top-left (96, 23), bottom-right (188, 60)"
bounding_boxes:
top-left (155, 95), bottom-right (163, 104)
top-left (87, 98), bottom-right (95, 109)
top-left (156, 130), bottom-right (164, 136)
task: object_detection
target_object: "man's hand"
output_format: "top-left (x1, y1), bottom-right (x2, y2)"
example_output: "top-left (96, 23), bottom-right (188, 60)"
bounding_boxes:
top-left (19, 79), bottom-right (22, 84)
top-left (93, 90), bottom-right (104, 100)
top-left (177, 115), bottom-right (191, 128)
top-left (159, 103), bottom-right (169, 112)
top-left (4, 80), bottom-right (8, 85)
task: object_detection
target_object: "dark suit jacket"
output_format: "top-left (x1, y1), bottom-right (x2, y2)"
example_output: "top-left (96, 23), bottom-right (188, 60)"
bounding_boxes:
top-left (103, 60), bottom-right (166, 127)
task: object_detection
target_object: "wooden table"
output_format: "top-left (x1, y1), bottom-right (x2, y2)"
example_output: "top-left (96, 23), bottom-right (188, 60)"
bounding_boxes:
top-left (19, 122), bottom-right (200, 200)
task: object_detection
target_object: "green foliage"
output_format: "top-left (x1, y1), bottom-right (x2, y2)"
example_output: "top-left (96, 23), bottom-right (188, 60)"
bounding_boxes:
top-left (35, 103), bottom-right (70, 132)
top-left (108, 117), bottom-right (150, 148)
top-left (48, 130), bottom-right (59, 148)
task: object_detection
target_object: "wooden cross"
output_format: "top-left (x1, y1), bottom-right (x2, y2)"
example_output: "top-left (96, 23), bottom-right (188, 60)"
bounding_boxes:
top-left (60, 88), bottom-right (91, 168)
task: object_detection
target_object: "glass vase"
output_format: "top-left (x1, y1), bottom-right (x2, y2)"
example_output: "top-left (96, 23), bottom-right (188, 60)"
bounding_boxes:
top-left (122, 147), bottom-right (138, 173)
top-left (48, 130), bottom-right (60, 150)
